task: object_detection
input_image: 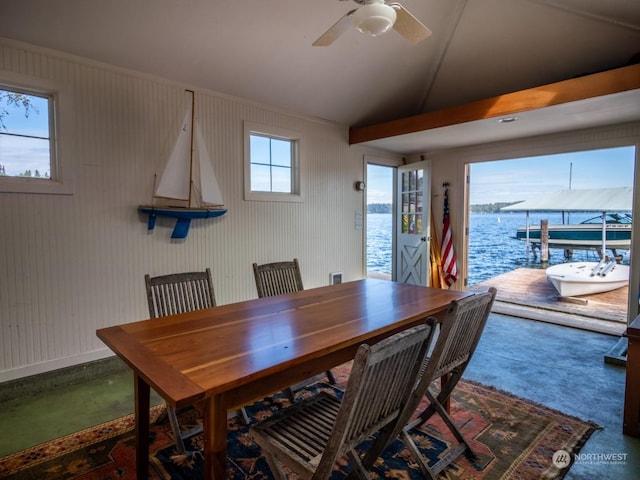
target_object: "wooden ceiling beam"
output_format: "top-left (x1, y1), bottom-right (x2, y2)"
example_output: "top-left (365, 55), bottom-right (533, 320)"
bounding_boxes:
top-left (349, 63), bottom-right (640, 145)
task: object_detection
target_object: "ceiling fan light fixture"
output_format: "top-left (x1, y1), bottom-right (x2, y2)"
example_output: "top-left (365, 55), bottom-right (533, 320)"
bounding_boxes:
top-left (351, 2), bottom-right (397, 37)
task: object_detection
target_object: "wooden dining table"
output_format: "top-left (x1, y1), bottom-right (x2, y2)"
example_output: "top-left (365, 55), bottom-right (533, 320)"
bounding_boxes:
top-left (96, 278), bottom-right (468, 480)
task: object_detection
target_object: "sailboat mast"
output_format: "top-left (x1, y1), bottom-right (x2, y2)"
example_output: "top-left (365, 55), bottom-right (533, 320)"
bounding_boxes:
top-left (187, 89), bottom-right (195, 208)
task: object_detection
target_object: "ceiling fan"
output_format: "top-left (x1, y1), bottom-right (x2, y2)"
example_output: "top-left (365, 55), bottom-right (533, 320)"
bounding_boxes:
top-left (313, 0), bottom-right (432, 46)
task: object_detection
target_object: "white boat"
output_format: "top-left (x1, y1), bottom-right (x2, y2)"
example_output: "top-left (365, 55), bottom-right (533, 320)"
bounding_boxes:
top-left (502, 187), bottom-right (633, 257)
top-left (514, 213), bottom-right (632, 252)
top-left (545, 260), bottom-right (630, 297)
top-left (138, 90), bottom-right (227, 238)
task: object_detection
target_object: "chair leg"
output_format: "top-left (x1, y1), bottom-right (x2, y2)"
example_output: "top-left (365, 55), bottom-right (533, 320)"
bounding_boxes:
top-left (285, 387), bottom-right (296, 403)
top-left (359, 421), bottom-right (398, 470)
top-left (402, 425), bottom-right (469, 479)
top-left (325, 369), bottom-right (336, 385)
top-left (238, 407), bottom-right (250, 425)
top-left (346, 449), bottom-right (374, 480)
top-left (424, 390), bottom-right (477, 457)
top-left (401, 389), bottom-right (477, 478)
top-left (400, 428), bottom-right (438, 480)
top-left (262, 450), bottom-right (287, 480)
top-left (166, 404), bottom-right (249, 453)
top-left (166, 405), bottom-right (187, 453)
top-left (415, 371), bottom-right (461, 426)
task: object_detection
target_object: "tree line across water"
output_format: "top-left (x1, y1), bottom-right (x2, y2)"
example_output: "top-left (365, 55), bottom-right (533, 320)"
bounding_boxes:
top-left (367, 202), bottom-right (520, 214)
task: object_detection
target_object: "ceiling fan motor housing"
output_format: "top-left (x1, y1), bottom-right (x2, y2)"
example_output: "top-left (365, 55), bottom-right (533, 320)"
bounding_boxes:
top-left (351, 2), bottom-right (397, 36)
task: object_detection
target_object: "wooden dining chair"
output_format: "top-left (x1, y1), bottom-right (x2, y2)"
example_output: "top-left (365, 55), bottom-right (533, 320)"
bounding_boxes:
top-left (252, 258), bottom-right (304, 298)
top-left (252, 258), bottom-right (336, 399)
top-left (251, 322), bottom-right (435, 480)
top-left (145, 268), bottom-right (250, 453)
top-left (360, 287), bottom-right (497, 479)
top-left (145, 269), bottom-right (217, 318)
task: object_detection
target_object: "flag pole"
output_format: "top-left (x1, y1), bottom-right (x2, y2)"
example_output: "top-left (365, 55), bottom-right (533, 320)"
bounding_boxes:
top-left (429, 207), bottom-right (447, 289)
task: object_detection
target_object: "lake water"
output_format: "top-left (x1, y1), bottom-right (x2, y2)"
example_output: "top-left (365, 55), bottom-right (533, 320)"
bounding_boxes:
top-left (366, 212), bottom-right (630, 285)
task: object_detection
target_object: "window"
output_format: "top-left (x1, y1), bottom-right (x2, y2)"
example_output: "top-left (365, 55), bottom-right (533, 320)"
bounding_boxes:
top-left (0, 87), bottom-right (52, 179)
top-left (0, 72), bottom-right (73, 195)
top-left (244, 121), bottom-right (302, 202)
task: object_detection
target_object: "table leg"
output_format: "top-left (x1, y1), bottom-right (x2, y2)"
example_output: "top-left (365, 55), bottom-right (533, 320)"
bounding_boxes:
top-left (202, 394), bottom-right (228, 480)
top-left (134, 373), bottom-right (150, 480)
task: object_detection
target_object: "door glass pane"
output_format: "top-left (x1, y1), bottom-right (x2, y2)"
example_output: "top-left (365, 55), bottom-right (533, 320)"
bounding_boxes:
top-left (409, 214), bottom-right (417, 233)
top-left (416, 213), bottom-right (423, 233)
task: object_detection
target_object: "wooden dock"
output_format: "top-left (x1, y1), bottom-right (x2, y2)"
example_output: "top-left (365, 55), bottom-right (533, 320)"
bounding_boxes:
top-left (471, 268), bottom-right (628, 336)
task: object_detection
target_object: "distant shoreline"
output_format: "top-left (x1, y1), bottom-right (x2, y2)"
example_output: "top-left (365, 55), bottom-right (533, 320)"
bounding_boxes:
top-left (367, 202), bottom-right (521, 214)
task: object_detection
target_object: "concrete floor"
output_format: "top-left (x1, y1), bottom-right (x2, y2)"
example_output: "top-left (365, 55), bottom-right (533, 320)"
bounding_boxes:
top-left (1, 312), bottom-right (639, 478)
top-left (465, 313), bottom-right (640, 479)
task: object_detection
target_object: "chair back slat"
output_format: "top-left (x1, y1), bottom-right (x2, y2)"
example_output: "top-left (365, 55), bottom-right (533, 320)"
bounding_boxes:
top-left (142, 267), bottom-right (245, 453)
top-left (429, 288), bottom-right (496, 379)
top-left (145, 268), bottom-right (216, 318)
top-left (397, 288), bottom-right (496, 428)
top-left (313, 323), bottom-right (434, 478)
top-left (253, 259), bottom-right (304, 298)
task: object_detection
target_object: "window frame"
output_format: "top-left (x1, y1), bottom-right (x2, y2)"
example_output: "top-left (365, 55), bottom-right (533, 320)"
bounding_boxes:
top-left (0, 71), bottom-right (74, 195)
top-left (243, 121), bottom-right (302, 203)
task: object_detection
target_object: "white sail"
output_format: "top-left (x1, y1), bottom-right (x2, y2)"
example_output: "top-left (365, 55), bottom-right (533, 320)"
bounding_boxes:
top-left (194, 121), bottom-right (224, 206)
top-left (154, 102), bottom-right (192, 201)
top-left (153, 94), bottom-right (224, 207)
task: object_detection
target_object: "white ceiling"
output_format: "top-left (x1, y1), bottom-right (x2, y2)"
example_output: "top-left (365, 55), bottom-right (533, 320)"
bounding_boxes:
top-left (1, 0), bottom-right (639, 152)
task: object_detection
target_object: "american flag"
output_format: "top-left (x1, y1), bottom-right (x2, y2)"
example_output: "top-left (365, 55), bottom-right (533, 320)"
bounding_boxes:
top-left (441, 187), bottom-right (458, 287)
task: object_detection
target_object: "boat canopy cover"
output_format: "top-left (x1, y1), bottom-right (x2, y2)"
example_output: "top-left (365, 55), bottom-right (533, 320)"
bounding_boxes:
top-left (501, 187), bottom-right (632, 212)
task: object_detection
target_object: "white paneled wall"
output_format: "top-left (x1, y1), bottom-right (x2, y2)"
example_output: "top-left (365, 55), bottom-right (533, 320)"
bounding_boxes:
top-left (0, 39), bottom-right (374, 380)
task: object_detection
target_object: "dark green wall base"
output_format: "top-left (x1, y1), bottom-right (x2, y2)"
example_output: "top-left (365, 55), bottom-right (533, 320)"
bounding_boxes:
top-left (0, 356), bottom-right (128, 404)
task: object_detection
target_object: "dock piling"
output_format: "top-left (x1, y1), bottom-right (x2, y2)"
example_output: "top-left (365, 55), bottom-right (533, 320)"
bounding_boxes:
top-left (541, 219), bottom-right (549, 263)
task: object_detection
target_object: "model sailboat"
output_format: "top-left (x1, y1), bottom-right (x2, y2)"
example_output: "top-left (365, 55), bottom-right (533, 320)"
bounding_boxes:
top-left (138, 90), bottom-right (227, 238)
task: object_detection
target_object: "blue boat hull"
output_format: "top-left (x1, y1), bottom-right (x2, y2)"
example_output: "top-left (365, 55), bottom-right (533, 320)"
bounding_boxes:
top-left (515, 223), bottom-right (631, 250)
top-left (138, 206), bottom-right (227, 239)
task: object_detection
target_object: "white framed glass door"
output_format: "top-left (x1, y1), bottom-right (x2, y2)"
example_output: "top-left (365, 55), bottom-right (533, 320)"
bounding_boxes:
top-left (396, 161), bottom-right (430, 285)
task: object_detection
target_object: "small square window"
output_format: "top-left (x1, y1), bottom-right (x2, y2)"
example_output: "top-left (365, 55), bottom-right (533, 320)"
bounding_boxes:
top-left (244, 122), bottom-right (302, 202)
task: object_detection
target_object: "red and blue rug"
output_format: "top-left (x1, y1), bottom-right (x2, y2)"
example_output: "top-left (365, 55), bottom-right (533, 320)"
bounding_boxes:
top-left (0, 370), bottom-right (599, 479)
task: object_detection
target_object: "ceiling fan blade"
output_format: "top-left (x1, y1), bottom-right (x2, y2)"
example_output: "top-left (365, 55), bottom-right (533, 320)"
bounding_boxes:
top-left (312, 10), bottom-right (356, 46)
top-left (390, 3), bottom-right (432, 45)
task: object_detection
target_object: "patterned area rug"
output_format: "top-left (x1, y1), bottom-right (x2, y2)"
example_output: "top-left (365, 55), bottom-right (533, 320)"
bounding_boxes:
top-left (0, 367), bottom-right (599, 479)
